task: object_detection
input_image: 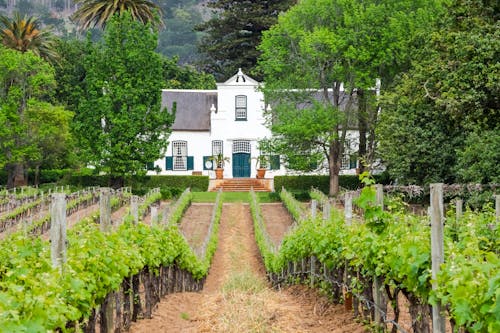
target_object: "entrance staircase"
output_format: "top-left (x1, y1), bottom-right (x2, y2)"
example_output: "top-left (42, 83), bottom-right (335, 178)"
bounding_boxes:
top-left (209, 178), bottom-right (271, 192)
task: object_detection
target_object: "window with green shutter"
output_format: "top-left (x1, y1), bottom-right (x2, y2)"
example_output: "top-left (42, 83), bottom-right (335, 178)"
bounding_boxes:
top-left (270, 155), bottom-right (280, 170)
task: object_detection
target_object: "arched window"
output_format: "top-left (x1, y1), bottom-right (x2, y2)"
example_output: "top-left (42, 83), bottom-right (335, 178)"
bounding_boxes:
top-left (172, 141), bottom-right (187, 170)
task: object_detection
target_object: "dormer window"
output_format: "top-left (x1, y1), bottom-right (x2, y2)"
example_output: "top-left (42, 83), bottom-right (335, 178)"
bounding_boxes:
top-left (235, 95), bottom-right (247, 121)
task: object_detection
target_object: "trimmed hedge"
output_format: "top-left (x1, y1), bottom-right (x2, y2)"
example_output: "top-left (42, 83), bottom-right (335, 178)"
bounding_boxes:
top-left (66, 174), bottom-right (209, 192)
top-left (274, 175), bottom-right (360, 194)
top-left (274, 173), bottom-right (392, 194)
top-left (0, 169), bottom-right (72, 186)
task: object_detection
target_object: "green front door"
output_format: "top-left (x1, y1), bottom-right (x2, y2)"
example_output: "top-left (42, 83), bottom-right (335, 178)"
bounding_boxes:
top-left (232, 153), bottom-right (250, 178)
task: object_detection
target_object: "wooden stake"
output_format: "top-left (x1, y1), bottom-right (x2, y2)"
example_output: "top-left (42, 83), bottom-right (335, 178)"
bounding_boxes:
top-left (344, 192), bottom-right (353, 226)
top-left (131, 195), bottom-right (139, 224)
top-left (100, 188), bottom-right (112, 232)
top-left (311, 200), bottom-right (317, 219)
top-left (375, 184), bottom-right (384, 211)
top-left (50, 193), bottom-right (67, 270)
top-left (323, 200), bottom-right (331, 221)
top-left (430, 183), bottom-right (446, 333)
top-left (150, 205), bottom-right (158, 226)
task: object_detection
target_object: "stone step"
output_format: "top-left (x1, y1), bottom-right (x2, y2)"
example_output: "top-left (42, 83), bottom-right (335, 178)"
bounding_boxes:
top-left (210, 179), bottom-right (271, 192)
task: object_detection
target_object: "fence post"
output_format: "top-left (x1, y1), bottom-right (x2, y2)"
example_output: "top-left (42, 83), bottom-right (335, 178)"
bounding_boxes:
top-left (430, 183), bottom-right (446, 333)
top-left (131, 195), bottom-right (139, 224)
top-left (50, 193), bottom-right (67, 270)
top-left (344, 192), bottom-right (353, 226)
top-left (311, 200), bottom-right (317, 220)
top-left (100, 188), bottom-right (112, 233)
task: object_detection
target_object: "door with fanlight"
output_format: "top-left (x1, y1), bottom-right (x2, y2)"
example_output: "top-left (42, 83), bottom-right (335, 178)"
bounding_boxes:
top-left (232, 140), bottom-right (251, 178)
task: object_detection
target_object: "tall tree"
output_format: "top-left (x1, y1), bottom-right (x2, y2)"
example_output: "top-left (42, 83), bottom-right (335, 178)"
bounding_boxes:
top-left (0, 13), bottom-right (59, 63)
top-left (377, 0), bottom-right (499, 185)
top-left (71, 0), bottom-right (162, 30)
top-left (258, 0), bottom-right (441, 195)
top-left (74, 13), bottom-right (175, 187)
top-left (196, 0), bottom-right (296, 81)
top-left (0, 46), bottom-right (72, 188)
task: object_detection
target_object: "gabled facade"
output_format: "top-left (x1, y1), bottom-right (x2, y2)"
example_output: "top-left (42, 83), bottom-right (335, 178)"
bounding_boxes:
top-left (149, 70), bottom-right (359, 178)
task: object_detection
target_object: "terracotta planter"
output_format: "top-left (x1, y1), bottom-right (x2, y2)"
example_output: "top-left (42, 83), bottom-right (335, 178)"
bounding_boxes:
top-left (256, 168), bottom-right (266, 179)
top-left (215, 168), bottom-right (224, 179)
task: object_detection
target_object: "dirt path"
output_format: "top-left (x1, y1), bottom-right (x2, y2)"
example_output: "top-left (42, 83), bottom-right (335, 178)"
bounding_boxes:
top-left (129, 203), bottom-right (367, 333)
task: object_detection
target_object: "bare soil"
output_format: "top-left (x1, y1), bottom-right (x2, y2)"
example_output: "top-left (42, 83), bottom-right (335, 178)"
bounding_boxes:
top-left (129, 203), bottom-right (368, 333)
top-left (179, 203), bottom-right (214, 255)
top-left (260, 203), bottom-right (294, 247)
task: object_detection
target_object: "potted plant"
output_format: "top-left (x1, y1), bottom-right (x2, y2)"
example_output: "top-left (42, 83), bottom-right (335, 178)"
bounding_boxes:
top-left (255, 155), bottom-right (269, 179)
top-left (209, 153), bottom-right (230, 179)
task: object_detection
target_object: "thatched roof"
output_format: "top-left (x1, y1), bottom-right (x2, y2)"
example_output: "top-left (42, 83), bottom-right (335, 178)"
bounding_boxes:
top-left (161, 90), bottom-right (217, 131)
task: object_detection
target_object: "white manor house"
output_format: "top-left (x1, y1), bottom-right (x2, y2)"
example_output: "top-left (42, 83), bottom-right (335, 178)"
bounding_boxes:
top-left (148, 69), bottom-right (359, 179)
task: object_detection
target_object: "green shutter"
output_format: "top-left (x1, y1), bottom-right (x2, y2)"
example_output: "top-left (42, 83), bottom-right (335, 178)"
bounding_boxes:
top-left (203, 156), bottom-right (213, 170)
top-left (165, 156), bottom-right (173, 170)
top-left (270, 155), bottom-right (280, 170)
top-left (187, 156), bottom-right (194, 170)
top-left (349, 156), bottom-right (357, 169)
top-left (146, 162), bottom-right (154, 171)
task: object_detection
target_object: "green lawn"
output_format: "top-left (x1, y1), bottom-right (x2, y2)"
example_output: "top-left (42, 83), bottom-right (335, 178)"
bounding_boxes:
top-left (191, 192), bottom-right (280, 203)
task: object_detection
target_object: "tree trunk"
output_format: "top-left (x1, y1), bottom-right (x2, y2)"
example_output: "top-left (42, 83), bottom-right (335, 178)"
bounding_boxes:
top-left (328, 140), bottom-right (342, 196)
top-left (34, 164), bottom-right (40, 187)
top-left (8, 163), bottom-right (27, 188)
top-left (110, 175), bottom-right (125, 189)
top-left (404, 291), bottom-right (431, 333)
top-left (357, 89), bottom-right (368, 174)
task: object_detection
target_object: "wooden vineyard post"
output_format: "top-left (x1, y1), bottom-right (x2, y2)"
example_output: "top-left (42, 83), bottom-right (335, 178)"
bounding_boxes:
top-left (311, 199), bottom-right (317, 220)
top-left (130, 195), bottom-right (139, 224)
top-left (323, 199), bottom-right (331, 221)
top-left (344, 192), bottom-right (353, 226)
top-left (495, 195), bottom-right (500, 224)
top-left (150, 205), bottom-right (158, 226)
top-left (456, 199), bottom-right (463, 221)
top-left (375, 184), bottom-right (384, 211)
top-left (100, 188), bottom-right (112, 232)
top-left (373, 184), bottom-right (387, 328)
top-left (50, 193), bottom-right (67, 270)
top-left (430, 183), bottom-right (446, 333)
top-left (310, 256), bottom-right (316, 287)
top-left (98, 188), bottom-right (114, 332)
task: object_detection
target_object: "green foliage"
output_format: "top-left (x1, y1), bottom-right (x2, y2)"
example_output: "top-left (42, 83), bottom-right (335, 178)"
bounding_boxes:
top-left (0, 46), bottom-right (73, 186)
top-left (74, 13), bottom-right (175, 179)
top-left (0, 217), bottom-right (210, 330)
top-left (279, 188), bottom-right (308, 223)
top-left (195, 0), bottom-right (295, 81)
top-left (258, 0), bottom-right (438, 195)
top-left (251, 193), bottom-right (499, 330)
top-left (249, 190), bottom-right (277, 271)
top-left (71, 0), bottom-right (162, 30)
top-left (378, 0), bottom-right (499, 184)
top-left (456, 130), bottom-right (500, 184)
top-left (161, 56), bottom-right (216, 89)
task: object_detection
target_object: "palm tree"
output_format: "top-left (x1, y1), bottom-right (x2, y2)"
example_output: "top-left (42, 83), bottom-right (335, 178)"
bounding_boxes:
top-left (71, 0), bottom-right (163, 30)
top-left (0, 13), bottom-right (59, 63)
